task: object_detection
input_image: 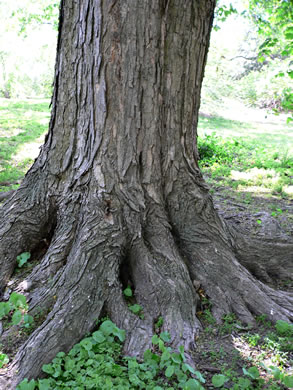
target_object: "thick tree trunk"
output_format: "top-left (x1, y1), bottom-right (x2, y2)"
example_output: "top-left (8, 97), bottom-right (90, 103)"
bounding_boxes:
top-left (0, 0), bottom-right (292, 388)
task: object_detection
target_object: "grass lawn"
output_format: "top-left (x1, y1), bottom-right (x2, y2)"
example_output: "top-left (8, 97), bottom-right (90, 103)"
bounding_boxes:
top-left (198, 97), bottom-right (293, 199)
top-left (0, 98), bottom-right (50, 192)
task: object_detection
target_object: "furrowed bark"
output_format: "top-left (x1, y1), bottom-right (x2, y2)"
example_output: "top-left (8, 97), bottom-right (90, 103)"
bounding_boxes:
top-left (0, 0), bottom-right (292, 388)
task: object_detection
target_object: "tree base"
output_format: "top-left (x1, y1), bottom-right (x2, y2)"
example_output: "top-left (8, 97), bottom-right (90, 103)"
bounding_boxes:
top-left (0, 181), bottom-right (292, 388)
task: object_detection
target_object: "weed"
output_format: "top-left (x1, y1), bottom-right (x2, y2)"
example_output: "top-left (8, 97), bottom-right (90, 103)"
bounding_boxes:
top-left (246, 333), bottom-right (261, 347)
top-left (0, 292), bottom-right (33, 329)
top-left (202, 309), bottom-right (216, 326)
top-left (16, 252), bottom-right (31, 268)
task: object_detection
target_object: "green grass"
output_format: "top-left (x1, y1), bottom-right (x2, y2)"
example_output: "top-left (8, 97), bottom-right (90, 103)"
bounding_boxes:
top-left (198, 113), bottom-right (293, 199)
top-left (0, 98), bottom-right (50, 190)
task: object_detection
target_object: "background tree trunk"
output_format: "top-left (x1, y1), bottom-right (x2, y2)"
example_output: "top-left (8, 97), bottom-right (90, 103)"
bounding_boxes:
top-left (0, 0), bottom-right (292, 387)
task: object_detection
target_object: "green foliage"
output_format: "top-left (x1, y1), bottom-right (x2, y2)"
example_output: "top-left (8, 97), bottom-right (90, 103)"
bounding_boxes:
top-left (212, 374), bottom-right (229, 388)
top-left (12, 1), bottom-right (59, 33)
top-left (123, 286), bottom-right (133, 298)
top-left (197, 129), bottom-right (293, 199)
top-left (155, 316), bottom-right (164, 329)
top-left (266, 366), bottom-right (293, 388)
top-left (242, 366), bottom-right (260, 380)
top-left (17, 321), bottom-right (207, 390)
top-left (247, 0), bottom-right (293, 118)
top-left (128, 304), bottom-right (144, 318)
top-left (16, 252), bottom-right (31, 268)
top-left (15, 317), bottom-right (293, 389)
top-left (0, 292), bottom-right (33, 328)
top-left (275, 320), bottom-right (293, 337)
top-left (0, 353), bottom-right (9, 368)
top-left (214, 3), bottom-right (238, 30)
top-left (0, 1), bottom-right (56, 98)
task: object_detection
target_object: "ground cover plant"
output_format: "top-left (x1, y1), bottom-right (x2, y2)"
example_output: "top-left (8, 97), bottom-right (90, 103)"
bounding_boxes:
top-left (9, 315), bottom-right (293, 389)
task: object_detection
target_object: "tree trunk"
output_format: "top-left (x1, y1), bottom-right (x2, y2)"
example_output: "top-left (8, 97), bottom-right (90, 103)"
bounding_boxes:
top-left (0, 0), bottom-right (292, 387)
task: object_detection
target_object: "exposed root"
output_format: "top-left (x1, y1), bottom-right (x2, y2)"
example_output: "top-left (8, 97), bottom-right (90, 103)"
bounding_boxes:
top-left (106, 285), bottom-right (154, 357)
top-left (231, 231), bottom-right (293, 283)
top-left (1, 203), bottom-right (126, 388)
top-left (0, 185), bottom-right (55, 296)
top-left (0, 190), bottom-right (15, 202)
top-left (166, 179), bottom-right (293, 325)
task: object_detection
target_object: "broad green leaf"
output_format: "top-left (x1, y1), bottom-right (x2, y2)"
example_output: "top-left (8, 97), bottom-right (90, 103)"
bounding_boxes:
top-left (100, 319), bottom-right (117, 336)
top-left (23, 314), bottom-right (34, 327)
top-left (195, 371), bottom-right (206, 383)
top-left (243, 366), bottom-right (259, 379)
top-left (283, 375), bottom-right (293, 388)
top-left (128, 304), bottom-right (142, 314)
top-left (179, 345), bottom-right (186, 361)
top-left (212, 374), bottom-right (229, 387)
top-left (171, 353), bottom-right (182, 364)
top-left (42, 364), bottom-right (55, 374)
top-left (152, 335), bottom-right (160, 345)
top-left (64, 357), bottom-right (75, 371)
top-left (160, 331), bottom-right (171, 343)
top-left (92, 330), bottom-right (106, 343)
top-left (38, 379), bottom-right (52, 390)
top-left (182, 363), bottom-right (197, 376)
top-left (113, 327), bottom-right (126, 342)
top-left (9, 292), bottom-right (27, 308)
top-left (183, 378), bottom-right (203, 389)
top-left (123, 286), bottom-right (133, 297)
top-left (16, 378), bottom-right (36, 390)
top-left (0, 302), bottom-right (11, 318)
top-left (165, 365), bottom-right (175, 378)
top-left (269, 365), bottom-right (281, 380)
top-left (237, 377), bottom-right (251, 388)
top-left (80, 338), bottom-right (93, 351)
top-left (161, 350), bottom-right (171, 362)
top-left (12, 309), bottom-right (22, 325)
top-left (16, 252), bottom-right (31, 267)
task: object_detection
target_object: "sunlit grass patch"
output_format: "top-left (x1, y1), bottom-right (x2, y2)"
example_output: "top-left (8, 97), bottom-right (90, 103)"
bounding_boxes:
top-left (0, 98), bottom-right (50, 188)
top-left (198, 126), bottom-right (293, 199)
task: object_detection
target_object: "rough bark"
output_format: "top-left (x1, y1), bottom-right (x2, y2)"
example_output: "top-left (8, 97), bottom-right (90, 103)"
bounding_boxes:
top-left (0, 0), bottom-right (292, 388)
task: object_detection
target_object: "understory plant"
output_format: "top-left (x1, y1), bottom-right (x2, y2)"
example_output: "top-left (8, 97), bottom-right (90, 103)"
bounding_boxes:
top-left (15, 318), bottom-right (293, 390)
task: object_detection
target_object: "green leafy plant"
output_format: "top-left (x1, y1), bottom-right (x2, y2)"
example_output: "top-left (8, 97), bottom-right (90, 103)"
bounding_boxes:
top-left (123, 286), bottom-right (133, 298)
top-left (212, 374), bottom-right (229, 388)
top-left (275, 320), bottom-right (293, 337)
top-left (154, 316), bottom-right (164, 329)
top-left (128, 303), bottom-right (144, 318)
top-left (0, 292), bottom-right (33, 328)
top-left (0, 353), bottom-right (9, 368)
top-left (242, 366), bottom-right (260, 380)
top-left (17, 321), bottom-right (208, 390)
top-left (16, 252), bottom-right (31, 268)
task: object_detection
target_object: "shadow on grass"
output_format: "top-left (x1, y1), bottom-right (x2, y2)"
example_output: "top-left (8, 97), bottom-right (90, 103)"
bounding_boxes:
top-left (198, 114), bottom-right (252, 131)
